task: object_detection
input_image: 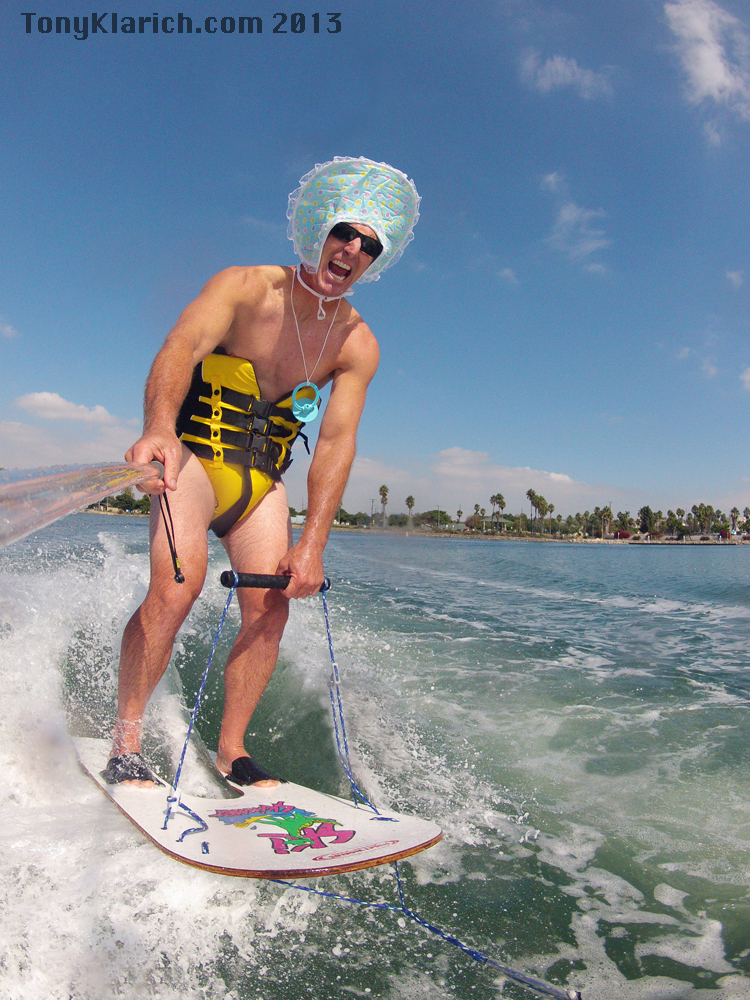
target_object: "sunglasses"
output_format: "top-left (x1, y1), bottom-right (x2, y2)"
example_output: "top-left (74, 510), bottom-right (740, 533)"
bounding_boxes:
top-left (328, 222), bottom-right (383, 260)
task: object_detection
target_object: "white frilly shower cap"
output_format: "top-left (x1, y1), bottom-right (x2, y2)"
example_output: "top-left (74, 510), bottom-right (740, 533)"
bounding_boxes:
top-left (287, 156), bottom-right (420, 283)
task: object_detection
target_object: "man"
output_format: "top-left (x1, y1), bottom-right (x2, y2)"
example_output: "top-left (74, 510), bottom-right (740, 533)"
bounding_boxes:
top-left (104, 157), bottom-right (420, 787)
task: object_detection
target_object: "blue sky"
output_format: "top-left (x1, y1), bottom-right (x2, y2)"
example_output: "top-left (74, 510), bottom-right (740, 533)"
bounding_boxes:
top-left (2, 0), bottom-right (749, 518)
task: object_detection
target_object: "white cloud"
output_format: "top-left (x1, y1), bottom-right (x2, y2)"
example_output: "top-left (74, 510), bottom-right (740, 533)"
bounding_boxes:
top-left (242, 214), bottom-right (285, 236)
top-left (347, 455), bottom-right (414, 489)
top-left (287, 445), bottom-right (614, 518)
top-left (0, 393), bottom-right (141, 470)
top-left (741, 366), bottom-right (750, 389)
top-left (429, 448), bottom-right (628, 515)
top-left (665, 0), bottom-right (750, 122)
top-left (283, 452), bottom-right (420, 515)
top-left (548, 201), bottom-right (610, 262)
top-left (286, 444), bottom-right (739, 520)
top-left (703, 118), bottom-right (724, 143)
top-left (1, 318), bottom-right (18, 338)
top-left (342, 447), bottom-right (619, 516)
top-left (0, 420), bottom-right (139, 470)
top-left (540, 172), bottom-right (611, 269)
top-left (676, 347), bottom-right (723, 377)
top-left (521, 52), bottom-right (612, 99)
top-left (14, 392), bottom-right (130, 426)
top-left (499, 267), bottom-right (519, 284)
top-left (727, 269), bottom-right (744, 287)
top-left (432, 447), bottom-right (576, 488)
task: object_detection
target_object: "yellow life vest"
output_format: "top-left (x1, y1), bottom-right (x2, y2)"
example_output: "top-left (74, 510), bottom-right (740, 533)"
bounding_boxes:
top-left (176, 351), bottom-right (313, 536)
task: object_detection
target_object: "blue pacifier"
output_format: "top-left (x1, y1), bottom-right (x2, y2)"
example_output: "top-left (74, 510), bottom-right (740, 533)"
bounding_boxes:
top-left (291, 382), bottom-right (321, 423)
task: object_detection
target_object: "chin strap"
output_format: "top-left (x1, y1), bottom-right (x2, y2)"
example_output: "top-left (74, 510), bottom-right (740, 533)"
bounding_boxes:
top-left (295, 264), bottom-right (352, 319)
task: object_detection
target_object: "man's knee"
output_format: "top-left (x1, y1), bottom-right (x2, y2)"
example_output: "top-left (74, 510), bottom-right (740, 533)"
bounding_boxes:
top-left (145, 573), bottom-right (203, 626)
top-left (259, 591), bottom-right (290, 632)
top-left (238, 590), bottom-right (289, 638)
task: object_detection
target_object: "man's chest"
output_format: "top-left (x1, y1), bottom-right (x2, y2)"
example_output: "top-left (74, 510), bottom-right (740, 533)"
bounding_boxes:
top-left (222, 314), bottom-right (337, 402)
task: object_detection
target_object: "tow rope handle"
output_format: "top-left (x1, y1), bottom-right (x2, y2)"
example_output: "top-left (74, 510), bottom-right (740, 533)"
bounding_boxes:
top-left (220, 571), bottom-right (331, 592)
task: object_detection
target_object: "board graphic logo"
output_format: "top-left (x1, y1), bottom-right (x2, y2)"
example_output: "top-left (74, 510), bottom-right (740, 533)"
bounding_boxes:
top-left (209, 800), bottom-right (356, 855)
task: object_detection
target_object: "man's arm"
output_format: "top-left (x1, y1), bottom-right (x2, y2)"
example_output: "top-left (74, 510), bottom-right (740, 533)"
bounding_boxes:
top-left (277, 325), bottom-right (379, 597)
top-left (126, 268), bottom-right (254, 490)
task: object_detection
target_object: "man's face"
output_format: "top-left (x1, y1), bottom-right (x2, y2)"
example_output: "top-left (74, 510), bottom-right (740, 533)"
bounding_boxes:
top-left (315, 222), bottom-right (381, 294)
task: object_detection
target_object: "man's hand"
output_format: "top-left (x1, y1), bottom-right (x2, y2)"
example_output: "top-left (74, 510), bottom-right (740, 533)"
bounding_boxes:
top-left (276, 539), bottom-right (325, 599)
top-left (126, 429), bottom-right (183, 493)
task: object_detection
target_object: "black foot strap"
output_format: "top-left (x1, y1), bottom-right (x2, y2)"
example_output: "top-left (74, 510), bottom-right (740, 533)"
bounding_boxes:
top-left (227, 756), bottom-right (286, 786)
top-left (101, 753), bottom-right (162, 785)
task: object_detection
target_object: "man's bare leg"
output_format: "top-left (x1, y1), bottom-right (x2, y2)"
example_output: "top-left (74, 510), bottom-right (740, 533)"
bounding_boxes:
top-left (215, 482), bottom-right (293, 786)
top-left (111, 448), bottom-right (216, 768)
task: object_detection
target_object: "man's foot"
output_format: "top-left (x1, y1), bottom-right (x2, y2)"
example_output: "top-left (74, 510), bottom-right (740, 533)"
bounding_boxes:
top-left (101, 752), bottom-right (163, 788)
top-left (220, 756), bottom-right (286, 788)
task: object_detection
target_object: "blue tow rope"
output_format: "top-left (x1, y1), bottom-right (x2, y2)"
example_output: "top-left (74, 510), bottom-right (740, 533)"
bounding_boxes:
top-left (168, 575), bottom-right (582, 1000)
top-left (163, 583), bottom-right (237, 831)
top-left (320, 586), bottom-right (380, 813)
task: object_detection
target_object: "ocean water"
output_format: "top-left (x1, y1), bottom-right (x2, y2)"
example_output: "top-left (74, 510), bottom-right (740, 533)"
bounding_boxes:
top-left (1, 515), bottom-right (749, 1000)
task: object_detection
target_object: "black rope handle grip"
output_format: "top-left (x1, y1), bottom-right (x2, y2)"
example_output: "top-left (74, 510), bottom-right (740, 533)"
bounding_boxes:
top-left (220, 571), bottom-right (331, 592)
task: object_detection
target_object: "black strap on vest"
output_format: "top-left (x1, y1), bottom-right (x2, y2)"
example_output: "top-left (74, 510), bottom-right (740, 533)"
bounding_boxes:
top-left (176, 367), bottom-right (302, 475)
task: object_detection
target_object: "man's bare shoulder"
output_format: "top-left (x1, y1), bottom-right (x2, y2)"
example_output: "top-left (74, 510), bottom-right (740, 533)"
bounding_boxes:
top-left (338, 307), bottom-right (379, 377)
top-left (202, 265), bottom-right (288, 306)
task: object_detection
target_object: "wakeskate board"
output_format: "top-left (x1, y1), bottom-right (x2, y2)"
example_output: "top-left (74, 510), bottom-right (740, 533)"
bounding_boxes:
top-left (74, 737), bottom-right (442, 878)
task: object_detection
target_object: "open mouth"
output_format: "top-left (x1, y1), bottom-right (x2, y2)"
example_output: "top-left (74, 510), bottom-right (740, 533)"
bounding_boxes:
top-left (327, 259), bottom-right (352, 281)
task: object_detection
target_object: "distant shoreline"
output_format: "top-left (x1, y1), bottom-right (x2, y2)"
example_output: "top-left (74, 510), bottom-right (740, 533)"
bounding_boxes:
top-left (84, 512), bottom-right (745, 545)
top-left (328, 525), bottom-right (745, 545)
top-left (85, 509), bottom-right (148, 518)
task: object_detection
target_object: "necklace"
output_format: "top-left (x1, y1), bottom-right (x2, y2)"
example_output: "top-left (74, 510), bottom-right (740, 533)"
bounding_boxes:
top-left (289, 266), bottom-right (342, 423)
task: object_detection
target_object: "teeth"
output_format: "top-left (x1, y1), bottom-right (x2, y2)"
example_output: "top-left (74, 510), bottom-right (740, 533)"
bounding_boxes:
top-left (332, 260), bottom-right (351, 271)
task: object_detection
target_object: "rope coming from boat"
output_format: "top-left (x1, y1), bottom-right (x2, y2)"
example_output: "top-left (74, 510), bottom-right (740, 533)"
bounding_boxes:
top-left (163, 581), bottom-right (237, 829)
top-left (292, 585), bottom-right (582, 1000)
top-left (173, 574), bottom-right (583, 1000)
top-left (321, 585), bottom-right (379, 813)
top-left (270, 865), bottom-right (581, 1000)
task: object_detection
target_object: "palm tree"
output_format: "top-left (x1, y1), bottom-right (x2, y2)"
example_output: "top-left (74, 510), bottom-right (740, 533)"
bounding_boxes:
top-left (547, 502), bottom-right (555, 535)
top-left (489, 493), bottom-right (506, 532)
top-left (457, 508), bottom-right (463, 525)
top-left (498, 493), bottom-right (506, 532)
top-left (675, 508), bottom-right (685, 535)
top-left (705, 505), bottom-right (715, 533)
top-left (730, 507), bottom-right (740, 532)
top-left (536, 495), bottom-right (548, 534)
top-left (406, 495), bottom-right (415, 521)
top-left (379, 484), bottom-right (389, 528)
top-left (526, 489), bottom-right (537, 532)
